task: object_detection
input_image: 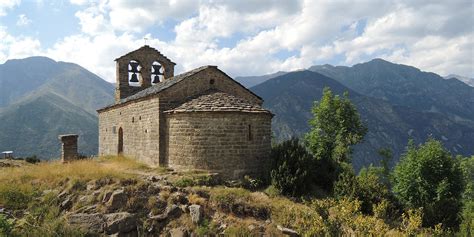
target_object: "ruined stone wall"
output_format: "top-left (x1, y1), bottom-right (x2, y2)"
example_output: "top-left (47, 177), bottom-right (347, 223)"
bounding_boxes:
top-left (98, 97), bottom-right (161, 165)
top-left (165, 112), bottom-right (272, 179)
top-left (59, 134), bottom-right (78, 163)
top-left (159, 68), bottom-right (263, 110)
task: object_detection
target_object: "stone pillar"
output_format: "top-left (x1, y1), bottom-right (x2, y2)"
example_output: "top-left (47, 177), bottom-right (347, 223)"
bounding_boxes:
top-left (58, 134), bottom-right (79, 163)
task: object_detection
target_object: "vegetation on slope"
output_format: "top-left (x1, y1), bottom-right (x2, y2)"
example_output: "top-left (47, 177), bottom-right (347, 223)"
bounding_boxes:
top-left (1, 155), bottom-right (464, 236)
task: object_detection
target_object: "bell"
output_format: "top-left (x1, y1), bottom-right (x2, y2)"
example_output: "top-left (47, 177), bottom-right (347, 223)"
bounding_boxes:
top-left (152, 65), bottom-right (163, 75)
top-left (129, 62), bottom-right (140, 73)
top-left (130, 73), bottom-right (139, 82)
top-left (152, 75), bottom-right (161, 84)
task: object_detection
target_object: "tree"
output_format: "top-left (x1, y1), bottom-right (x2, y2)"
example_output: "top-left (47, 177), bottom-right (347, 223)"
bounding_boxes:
top-left (377, 148), bottom-right (393, 187)
top-left (305, 87), bottom-right (367, 164)
top-left (458, 155), bottom-right (474, 236)
top-left (270, 138), bottom-right (314, 197)
top-left (392, 139), bottom-right (465, 229)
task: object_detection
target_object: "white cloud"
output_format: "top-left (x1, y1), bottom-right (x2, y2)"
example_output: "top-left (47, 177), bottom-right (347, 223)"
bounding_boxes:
top-left (1, 0), bottom-right (473, 81)
top-left (108, 0), bottom-right (200, 32)
top-left (0, 26), bottom-right (41, 62)
top-left (0, 0), bottom-right (20, 16)
top-left (16, 14), bottom-right (31, 26)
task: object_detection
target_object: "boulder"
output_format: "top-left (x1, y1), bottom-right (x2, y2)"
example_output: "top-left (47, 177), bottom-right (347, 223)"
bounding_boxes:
top-left (188, 205), bottom-right (202, 224)
top-left (277, 225), bottom-right (299, 237)
top-left (104, 212), bottom-right (137, 235)
top-left (67, 213), bottom-right (105, 233)
top-left (60, 196), bottom-right (73, 211)
top-left (107, 189), bottom-right (128, 212)
top-left (149, 204), bottom-right (182, 221)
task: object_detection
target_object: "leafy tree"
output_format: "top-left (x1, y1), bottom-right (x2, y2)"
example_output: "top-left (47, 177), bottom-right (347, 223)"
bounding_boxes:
top-left (377, 148), bottom-right (393, 187)
top-left (392, 139), bottom-right (465, 229)
top-left (458, 155), bottom-right (474, 236)
top-left (305, 87), bottom-right (367, 164)
top-left (305, 87), bottom-right (367, 192)
top-left (270, 138), bottom-right (313, 197)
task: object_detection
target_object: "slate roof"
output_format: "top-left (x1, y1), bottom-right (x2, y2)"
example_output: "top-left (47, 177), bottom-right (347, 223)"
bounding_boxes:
top-left (98, 65), bottom-right (263, 112)
top-left (164, 90), bottom-right (271, 114)
top-left (121, 65), bottom-right (212, 103)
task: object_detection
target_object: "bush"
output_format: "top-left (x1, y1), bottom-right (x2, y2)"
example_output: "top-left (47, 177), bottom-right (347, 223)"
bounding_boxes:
top-left (174, 177), bottom-right (195, 187)
top-left (334, 165), bottom-right (399, 217)
top-left (458, 155), bottom-right (474, 236)
top-left (0, 184), bottom-right (35, 210)
top-left (0, 214), bottom-right (13, 236)
top-left (25, 155), bottom-right (41, 164)
top-left (270, 138), bottom-right (313, 197)
top-left (393, 139), bottom-right (465, 229)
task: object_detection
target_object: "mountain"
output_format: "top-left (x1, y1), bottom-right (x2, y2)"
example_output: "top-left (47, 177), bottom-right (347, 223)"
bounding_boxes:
top-left (309, 59), bottom-right (474, 121)
top-left (444, 74), bottom-right (474, 87)
top-left (0, 57), bottom-right (113, 114)
top-left (235, 71), bottom-right (287, 88)
top-left (0, 57), bottom-right (114, 159)
top-left (251, 70), bottom-right (474, 170)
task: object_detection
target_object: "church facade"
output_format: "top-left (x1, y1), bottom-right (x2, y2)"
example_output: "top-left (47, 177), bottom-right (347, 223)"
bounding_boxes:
top-left (97, 46), bottom-right (272, 179)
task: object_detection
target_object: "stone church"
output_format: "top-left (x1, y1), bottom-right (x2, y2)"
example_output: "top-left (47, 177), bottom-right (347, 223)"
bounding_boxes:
top-left (97, 46), bottom-right (272, 179)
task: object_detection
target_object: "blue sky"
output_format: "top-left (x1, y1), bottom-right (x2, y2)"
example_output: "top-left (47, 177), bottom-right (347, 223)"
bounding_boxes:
top-left (0, 0), bottom-right (472, 82)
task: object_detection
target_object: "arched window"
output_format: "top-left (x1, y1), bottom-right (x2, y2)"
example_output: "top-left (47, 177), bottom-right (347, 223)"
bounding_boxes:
top-left (118, 127), bottom-right (123, 154)
top-left (151, 61), bottom-right (164, 84)
top-left (128, 60), bottom-right (141, 87)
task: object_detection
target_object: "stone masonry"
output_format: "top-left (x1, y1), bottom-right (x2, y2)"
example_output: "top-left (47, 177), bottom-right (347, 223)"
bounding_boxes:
top-left (97, 46), bottom-right (273, 179)
top-left (59, 134), bottom-right (79, 163)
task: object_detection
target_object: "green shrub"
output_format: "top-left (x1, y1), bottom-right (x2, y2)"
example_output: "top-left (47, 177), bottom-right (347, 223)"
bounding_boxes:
top-left (0, 214), bottom-right (13, 236)
top-left (393, 139), bottom-right (465, 229)
top-left (242, 175), bottom-right (264, 191)
top-left (174, 177), bottom-right (195, 187)
top-left (334, 165), bottom-right (399, 217)
top-left (25, 155), bottom-right (41, 164)
top-left (270, 138), bottom-right (313, 197)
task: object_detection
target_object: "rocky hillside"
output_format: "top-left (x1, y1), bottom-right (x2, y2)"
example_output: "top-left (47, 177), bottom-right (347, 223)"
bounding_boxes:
top-left (251, 70), bottom-right (474, 170)
top-left (0, 57), bottom-right (114, 159)
top-left (0, 156), bottom-right (445, 236)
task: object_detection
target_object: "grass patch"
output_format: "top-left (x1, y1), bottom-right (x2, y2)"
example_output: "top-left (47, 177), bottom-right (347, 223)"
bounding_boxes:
top-left (174, 177), bottom-right (195, 187)
top-left (210, 188), bottom-right (270, 219)
top-left (0, 156), bottom-right (145, 209)
top-left (0, 156), bottom-right (141, 189)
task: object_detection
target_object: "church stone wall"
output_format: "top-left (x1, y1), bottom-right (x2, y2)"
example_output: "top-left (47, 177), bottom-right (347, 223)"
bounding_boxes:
top-left (165, 112), bottom-right (272, 179)
top-left (98, 97), bottom-right (161, 165)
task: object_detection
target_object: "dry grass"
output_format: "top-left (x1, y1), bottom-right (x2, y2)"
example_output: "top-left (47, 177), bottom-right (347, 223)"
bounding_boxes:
top-left (0, 156), bottom-right (145, 188)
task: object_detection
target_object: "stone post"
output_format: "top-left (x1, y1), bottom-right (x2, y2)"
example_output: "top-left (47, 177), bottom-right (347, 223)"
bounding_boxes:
top-left (58, 134), bottom-right (79, 163)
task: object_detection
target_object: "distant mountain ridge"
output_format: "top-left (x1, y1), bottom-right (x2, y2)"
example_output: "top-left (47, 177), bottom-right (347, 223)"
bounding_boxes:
top-left (235, 71), bottom-right (287, 88)
top-left (251, 60), bottom-right (474, 169)
top-left (1, 56), bottom-right (472, 170)
top-left (309, 59), bottom-right (474, 121)
top-left (0, 57), bottom-right (114, 159)
top-left (444, 74), bottom-right (474, 87)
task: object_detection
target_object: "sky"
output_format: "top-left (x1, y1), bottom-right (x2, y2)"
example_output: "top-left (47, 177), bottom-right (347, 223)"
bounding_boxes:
top-left (0, 0), bottom-right (473, 82)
